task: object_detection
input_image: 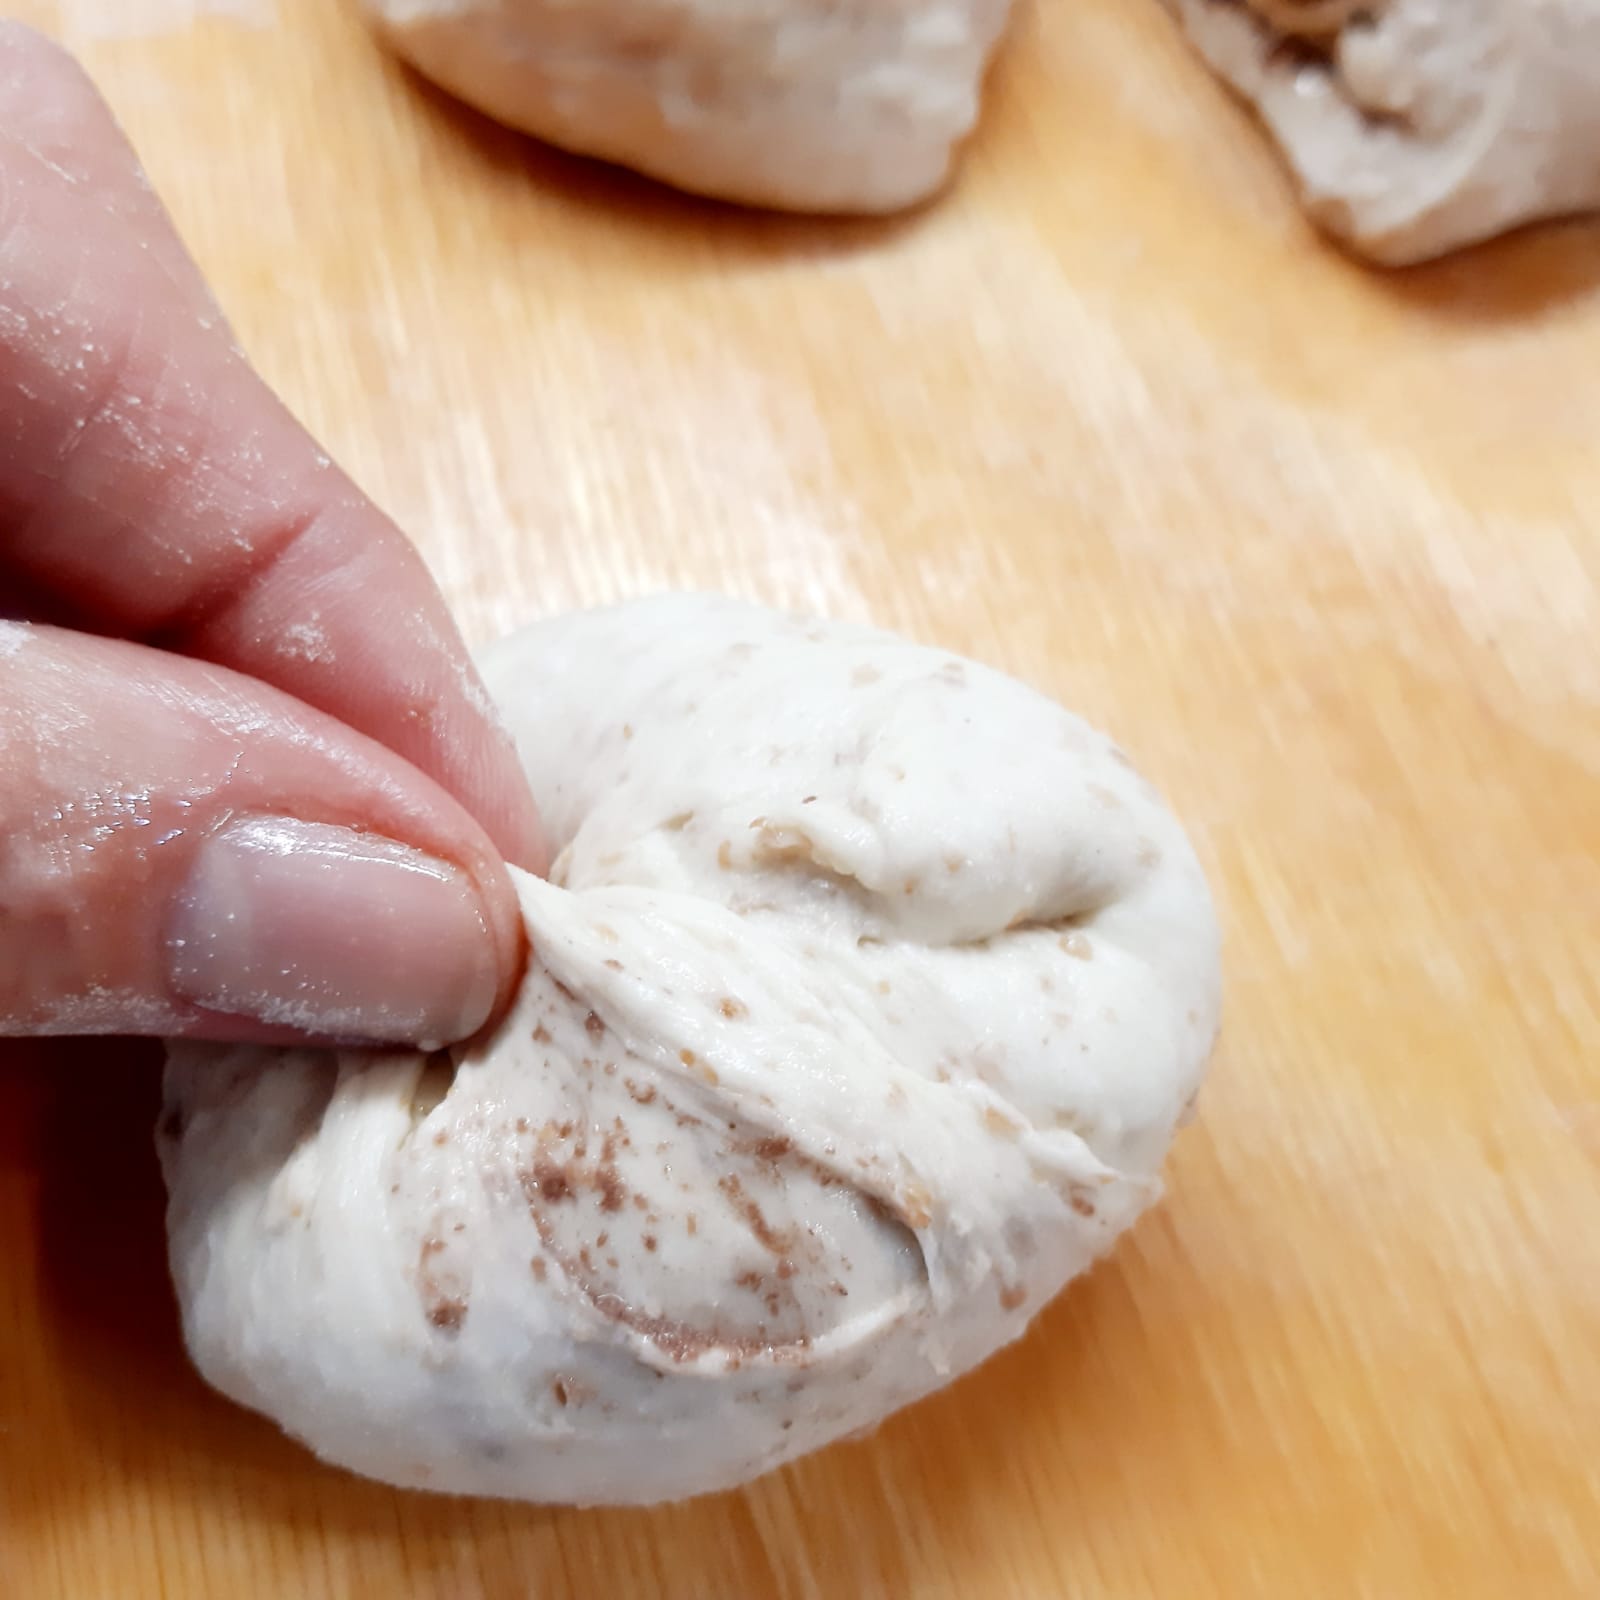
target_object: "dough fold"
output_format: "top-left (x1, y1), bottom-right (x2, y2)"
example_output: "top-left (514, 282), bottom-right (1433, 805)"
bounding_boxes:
top-left (160, 595), bottom-right (1220, 1504)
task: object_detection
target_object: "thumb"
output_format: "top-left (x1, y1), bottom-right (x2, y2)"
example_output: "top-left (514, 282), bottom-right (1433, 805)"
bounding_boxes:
top-left (1, 622), bottom-right (525, 1045)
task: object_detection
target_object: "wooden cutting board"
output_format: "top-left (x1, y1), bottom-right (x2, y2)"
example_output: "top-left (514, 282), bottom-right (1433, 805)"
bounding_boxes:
top-left (3, 2), bottom-right (1597, 1594)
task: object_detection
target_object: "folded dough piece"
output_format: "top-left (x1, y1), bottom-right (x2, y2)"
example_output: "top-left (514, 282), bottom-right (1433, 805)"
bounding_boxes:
top-left (362, 0), bottom-right (1016, 212)
top-left (1165, 0), bottom-right (1600, 264)
top-left (159, 595), bottom-right (1221, 1505)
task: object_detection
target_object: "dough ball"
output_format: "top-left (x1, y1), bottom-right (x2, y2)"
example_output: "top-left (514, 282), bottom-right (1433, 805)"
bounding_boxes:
top-left (1166, 0), bottom-right (1600, 264)
top-left (159, 595), bottom-right (1220, 1506)
top-left (361, 0), bottom-right (1016, 213)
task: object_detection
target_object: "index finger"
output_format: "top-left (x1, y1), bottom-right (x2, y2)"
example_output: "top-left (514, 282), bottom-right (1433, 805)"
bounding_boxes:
top-left (0, 25), bottom-right (545, 872)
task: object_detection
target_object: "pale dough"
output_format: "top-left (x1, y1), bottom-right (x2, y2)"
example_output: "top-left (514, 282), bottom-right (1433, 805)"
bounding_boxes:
top-left (159, 595), bottom-right (1221, 1505)
top-left (361, 0), bottom-right (1016, 213)
top-left (1166, 0), bottom-right (1600, 264)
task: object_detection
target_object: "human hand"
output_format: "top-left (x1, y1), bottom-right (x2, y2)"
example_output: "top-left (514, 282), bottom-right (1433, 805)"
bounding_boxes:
top-left (0, 25), bottom-right (545, 1049)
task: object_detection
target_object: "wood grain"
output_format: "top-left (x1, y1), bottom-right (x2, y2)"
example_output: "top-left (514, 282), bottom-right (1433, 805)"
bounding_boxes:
top-left (2, 1), bottom-right (1598, 1595)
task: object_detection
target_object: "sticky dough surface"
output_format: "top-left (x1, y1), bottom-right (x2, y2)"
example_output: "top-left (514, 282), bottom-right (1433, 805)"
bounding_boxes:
top-left (159, 595), bottom-right (1221, 1505)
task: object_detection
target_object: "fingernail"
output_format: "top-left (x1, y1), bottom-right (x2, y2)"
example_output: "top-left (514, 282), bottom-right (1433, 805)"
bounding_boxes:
top-left (167, 816), bottom-right (500, 1046)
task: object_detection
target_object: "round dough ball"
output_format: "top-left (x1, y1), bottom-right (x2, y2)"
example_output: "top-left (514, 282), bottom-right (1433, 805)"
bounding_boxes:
top-left (361, 0), bottom-right (1017, 213)
top-left (159, 595), bottom-right (1220, 1505)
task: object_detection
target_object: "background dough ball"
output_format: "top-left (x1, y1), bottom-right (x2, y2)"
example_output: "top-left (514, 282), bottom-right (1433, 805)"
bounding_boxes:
top-left (1165, 0), bottom-right (1600, 264)
top-left (159, 595), bottom-right (1221, 1506)
top-left (361, 0), bottom-right (1017, 213)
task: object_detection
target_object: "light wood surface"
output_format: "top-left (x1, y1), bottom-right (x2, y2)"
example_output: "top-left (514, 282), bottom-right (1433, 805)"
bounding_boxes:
top-left (3, 1), bottom-right (1599, 1595)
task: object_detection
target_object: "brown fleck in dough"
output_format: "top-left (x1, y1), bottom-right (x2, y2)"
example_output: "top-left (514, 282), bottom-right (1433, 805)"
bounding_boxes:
top-left (524, 1162), bottom-right (574, 1204)
top-left (1165, 0), bottom-right (1600, 263)
top-left (899, 1181), bottom-right (935, 1230)
top-left (418, 1233), bottom-right (470, 1335)
top-left (983, 1106), bottom-right (1023, 1140)
top-left (426, 1298), bottom-right (467, 1332)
